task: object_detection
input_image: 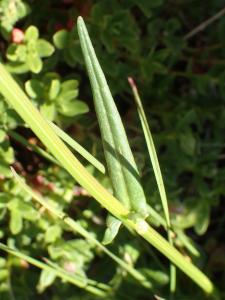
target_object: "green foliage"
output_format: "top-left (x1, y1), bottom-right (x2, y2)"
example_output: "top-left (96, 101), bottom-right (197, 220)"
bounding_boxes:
top-left (0, 0), bottom-right (224, 299)
top-left (25, 74), bottom-right (88, 121)
top-left (53, 28), bottom-right (82, 67)
top-left (7, 25), bottom-right (54, 73)
top-left (0, 0), bottom-right (30, 34)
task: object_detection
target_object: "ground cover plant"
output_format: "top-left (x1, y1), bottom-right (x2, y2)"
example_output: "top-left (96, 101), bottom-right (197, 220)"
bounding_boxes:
top-left (0, 1), bottom-right (225, 300)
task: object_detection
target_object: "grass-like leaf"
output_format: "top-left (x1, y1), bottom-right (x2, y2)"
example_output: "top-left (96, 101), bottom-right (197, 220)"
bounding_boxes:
top-left (77, 16), bottom-right (148, 244)
top-left (128, 77), bottom-right (171, 228)
top-left (128, 77), bottom-right (176, 293)
top-left (49, 121), bottom-right (105, 173)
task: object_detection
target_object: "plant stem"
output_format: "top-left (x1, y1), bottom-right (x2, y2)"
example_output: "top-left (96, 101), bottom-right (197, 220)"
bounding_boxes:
top-left (184, 6), bottom-right (225, 40)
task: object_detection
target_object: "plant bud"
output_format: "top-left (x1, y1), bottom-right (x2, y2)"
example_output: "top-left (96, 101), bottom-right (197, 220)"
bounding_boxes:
top-left (11, 28), bottom-right (24, 44)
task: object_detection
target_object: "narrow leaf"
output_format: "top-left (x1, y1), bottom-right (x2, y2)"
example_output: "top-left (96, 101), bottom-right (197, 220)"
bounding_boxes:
top-left (77, 17), bottom-right (148, 243)
top-left (49, 121), bottom-right (105, 173)
top-left (128, 77), bottom-right (176, 292)
top-left (128, 77), bottom-right (170, 227)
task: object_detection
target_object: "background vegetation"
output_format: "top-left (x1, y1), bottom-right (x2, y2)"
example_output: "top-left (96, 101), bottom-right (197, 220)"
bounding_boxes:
top-left (0, 0), bottom-right (225, 299)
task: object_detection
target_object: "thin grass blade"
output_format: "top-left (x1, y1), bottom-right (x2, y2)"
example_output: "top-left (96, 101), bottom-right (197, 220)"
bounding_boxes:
top-left (128, 77), bottom-right (176, 293)
top-left (49, 121), bottom-right (105, 173)
top-left (128, 77), bottom-right (170, 229)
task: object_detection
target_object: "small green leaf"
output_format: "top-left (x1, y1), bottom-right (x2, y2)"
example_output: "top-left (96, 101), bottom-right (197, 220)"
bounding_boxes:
top-left (37, 269), bottom-right (57, 293)
top-left (0, 129), bottom-right (6, 142)
top-left (25, 79), bottom-right (43, 99)
top-left (59, 90), bottom-right (79, 102)
top-left (53, 30), bottom-right (69, 49)
top-left (27, 53), bottom-right (43, 73)
top-left (194, 202), bottom-right (210, 235)
top-left (37, 39), bottom-right (55, 57)
top-left (25, 25), bottom-right (39, 41)
top-left (49, 79), bottom-right (60, 100)
top-left (102, 216), bottom-right (122, 245)
top-left (40, 102), bottom-right (56, 121)
top-left (58, 100), bottom-right (89, 117)
top-left (5, 62), bottom-right (29, 74)
top-left (179, 131), bottom-right (196, 156)
top-left (20, 202), bottom-right (38, 221)
top-left (0, 163), bottom-right (12, 177)
top-left (10, 210), bottom-right (23, 234)
top-left (61, 80), bottom-right (79, 91)
top-left (45, 225), bottom-right (62, 243)
top-left (0, 141), bottom-right (14, 163)
top-left (7, 44), bottom-right (27, 62)
top-left (141, 268), bottom-right (169, 285)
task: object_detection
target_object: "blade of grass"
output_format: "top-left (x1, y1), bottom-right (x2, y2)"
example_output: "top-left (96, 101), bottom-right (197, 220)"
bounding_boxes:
top-left (0, 243), bottom-right (109, 297)
top-left (128, 78), bottom-right (170, 232)
top-left (175, 230), bottom-right (200, 257)
top-left (11, 167), bottom-right (152, 289)
top-left (0, 25), bottom-right (215, 293)
top-left (128, 77), bottom-right (176, 294)
top-left (48, 121), bottom-right (105, 174)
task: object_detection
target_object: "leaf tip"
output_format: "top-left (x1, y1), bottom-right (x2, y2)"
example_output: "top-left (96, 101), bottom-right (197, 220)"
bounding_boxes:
top-left (127, 76), bottom-right (136, 89)
top-left (77, 16), bottom-right (84, 28)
